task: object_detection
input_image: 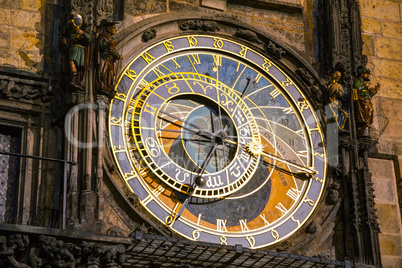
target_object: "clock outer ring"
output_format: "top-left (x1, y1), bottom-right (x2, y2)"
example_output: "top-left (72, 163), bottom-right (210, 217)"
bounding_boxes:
top-left (109, 34), bottom-right (327, 248)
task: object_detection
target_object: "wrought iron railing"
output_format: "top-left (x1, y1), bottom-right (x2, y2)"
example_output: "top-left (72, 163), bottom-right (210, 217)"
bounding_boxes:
top-left (0, 151), bottom-right (75, 229)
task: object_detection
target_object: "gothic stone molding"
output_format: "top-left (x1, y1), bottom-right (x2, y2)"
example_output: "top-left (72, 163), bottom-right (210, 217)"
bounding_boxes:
top-left (0, 69), bottom-right (49, 103)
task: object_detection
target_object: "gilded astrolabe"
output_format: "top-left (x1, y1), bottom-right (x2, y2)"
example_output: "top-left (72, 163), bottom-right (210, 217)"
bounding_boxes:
top-left (109, 35), bottom-right (326, 248)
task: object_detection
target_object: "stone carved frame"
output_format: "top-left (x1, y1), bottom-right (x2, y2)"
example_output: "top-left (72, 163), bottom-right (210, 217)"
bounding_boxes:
top-left (105, 13), bottom-right (339, 255)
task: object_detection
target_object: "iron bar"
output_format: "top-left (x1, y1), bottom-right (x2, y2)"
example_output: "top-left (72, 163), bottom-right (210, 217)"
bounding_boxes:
top-left (0, 151), bottom-right (76, 230)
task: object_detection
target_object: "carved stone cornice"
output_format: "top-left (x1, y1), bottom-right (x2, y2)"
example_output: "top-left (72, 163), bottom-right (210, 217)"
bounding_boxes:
top-left (179, 20), bottom-right (220, 32)
top-left (0, 233), bottom-right (127, 268)
top-left (0, 69), bottom-right (49, 103)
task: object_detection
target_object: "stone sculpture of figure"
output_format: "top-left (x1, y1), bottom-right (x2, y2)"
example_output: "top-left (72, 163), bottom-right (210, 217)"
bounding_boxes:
top-left (353, 66), bottom-right (380, 135)
top-left (95, 20), bottom-right (123, 93)
top-left (61, 14), bottom-right (93, 89)
top-left (0, 234), bottom-right (30, 268)
top-left (327, 71), bottom-right (348, 129)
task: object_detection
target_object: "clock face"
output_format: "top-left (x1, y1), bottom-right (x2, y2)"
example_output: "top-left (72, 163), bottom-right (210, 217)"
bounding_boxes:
top-left (109, 35), bottom-right (326, 248)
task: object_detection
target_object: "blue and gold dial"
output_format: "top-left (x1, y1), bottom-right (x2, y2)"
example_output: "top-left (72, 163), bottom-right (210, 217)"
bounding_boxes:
top-left (109, 35), bottom-right (326, 248)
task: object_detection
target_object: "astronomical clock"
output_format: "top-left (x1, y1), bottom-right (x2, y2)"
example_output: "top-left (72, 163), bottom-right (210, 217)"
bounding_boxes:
top-left (109, 34), bottom-right (327, 249)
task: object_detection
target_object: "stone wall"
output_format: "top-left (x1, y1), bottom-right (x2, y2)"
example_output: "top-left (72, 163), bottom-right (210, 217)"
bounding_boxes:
top-left (0, 0), bottom-right (44, 73)
top-left (123, 0), bottom-right (311, 57)
top-left (359, 0), bottom-right (402, 267)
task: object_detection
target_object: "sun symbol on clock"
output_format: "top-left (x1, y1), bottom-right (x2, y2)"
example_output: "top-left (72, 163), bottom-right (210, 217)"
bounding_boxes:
top-left (245, 142), bottom-right (264, 156)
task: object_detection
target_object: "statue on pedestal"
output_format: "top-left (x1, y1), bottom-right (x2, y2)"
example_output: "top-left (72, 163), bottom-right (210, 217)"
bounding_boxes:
top-left (327, 71), bottom-right (348, 129)
top-left (95, 20), bottom-right (122, 95)
top-left (353, 66), bottom-right (380, 136)
top-left (61, 14), bottom-right (93, 90)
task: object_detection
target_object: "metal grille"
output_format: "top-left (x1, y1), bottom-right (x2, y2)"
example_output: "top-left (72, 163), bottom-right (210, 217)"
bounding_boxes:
top-left (124, 232), bottom-right (346, 267)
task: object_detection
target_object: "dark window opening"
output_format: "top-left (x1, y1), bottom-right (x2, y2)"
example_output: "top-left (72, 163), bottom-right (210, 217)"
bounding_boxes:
top-left (0, 126), bottom-right (21, 224)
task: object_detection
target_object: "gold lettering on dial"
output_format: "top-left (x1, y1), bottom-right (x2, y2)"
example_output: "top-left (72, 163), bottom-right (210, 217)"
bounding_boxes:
top-left (283, 107), bottom-right (295, 114)
top-left (287, 188), bottom-right (301, 201)
top-left (213, 38), bottom-right (224, 49)
top-left (271, 229), bottom-right (279, 241)
top-left (153, 66), bottom-right (165, 77)
top-left (124, 69), bottom-right (137, 81)
top-left (143, 102), bottom-right (157, 117)
top-left (143, 185), bottom-right (165, 206)
top-left (260, 214), bottom-right (270, 226)
top-left (297, 98), bottom-right (309, 112)
top-left (291, 216), bottom-right (301, 227)
top-left (262, 58), bottom-right (272, 72)
top-left (141, 52), bottom-right (155, 64)
top-left (163, 41), bottom-right (175, 52)
top-left (275, 202), bottom-right (288, 216)
top-left (206, 175), bottom-right (224, 188)
top-left (229, 162), bottom-right (241, 177)
top-left (187, 36), bottom-right (197, 47)
top-left (239, 219), bottom-right (250, 232)
top-left (166, 82), bottom-right (180, 95)
top-left (145, 137), bottom-right (161, 157)
top-left (239, 46), bottom-right (248, 57)
top-left (269, 88), bottom-right (281, 99)
top-left (246, 236), bottom-right (256, 248)
top-left (189, 54), bottom-right (201, 65)
top-left (171, 58), bottom-right (181, 69)
top-left (217, 219), bottom-right (228, 232)
top-left (110, 117), bottom-right (122, 126)
top-left (192, 230), bottom-right (200, 240)
top-left (255, 74), bottom-right (263, 84)
top-left (220, 236), bottom-right (228, 245)
top-left (281, 77), bottom-right (292, 87)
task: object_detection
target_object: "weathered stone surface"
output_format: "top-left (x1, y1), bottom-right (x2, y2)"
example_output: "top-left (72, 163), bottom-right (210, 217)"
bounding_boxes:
top-left (372, 77), bottom-right (402, 100)
top-left (20, 0), bottom-right (42, 11)
top-left (358, 0), bottom-right (400, 21)
top-left (179, 0), bottom-right (198, 4)
top-left (9, 9), bottom-right (41, 29)
top-left (170, 1), bottom-right (201, 12)
top-left (377, 38), bottom-right (402, 61)
top-left (278, 12), bottom-right (303, 25)
top-left (201, 0), bottom-right (226, 11)
top-left (0, 7), bottom-right (11, 24)
top-left (125, 0), bottom-right (167, 16)
top-left (253, 8), bottom-right (278, 20)
top-left (376, 97), bottom-right (402, 120)
top-left (254, 18), bottom-right (304, 31)
top-left (0, 26), bottom-right (10, 48)
top-left (373, 179), bottom-right (397, 203)
top-left (227, 3), bottom-right (254, 17)
top-left (379, 233), bottom-right (402, 256)
top-left (256, 24), bottom-right (304, 51)
top-left (381, 256), bottom-right (402, 268)
top-left (369, 158), bottom-right (396, 181)
top-left (381, 120), bottom-right (402, 139)
top-left (376, 203), bottom-right (401, 233)
top-left (372, 58), bottom-right (402, 81)
top-left (0, 0), bottom-right (22, 9)
top-left (382, 21), bottom-right (402, 40)
top-left (362, 34), bottom-right (375, 56)
top-left (361, 17), bottom-right (381, 35)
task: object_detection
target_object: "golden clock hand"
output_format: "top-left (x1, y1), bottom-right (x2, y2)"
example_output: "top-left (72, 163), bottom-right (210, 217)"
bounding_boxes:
top-left (159, 110), bottom-right (217, 137)
top-left (224, 139), bottom-right (316, 176)
top-left (158, 136), bottom-right (212, 143)
top-left (175, 143), bottom-right (218, 221)
top-left (157, 116), bottom-right (213, 140)
top-left (258, 150), bottom-right (316, 176)
top-left (157, 128), bottom-right (210, 140)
